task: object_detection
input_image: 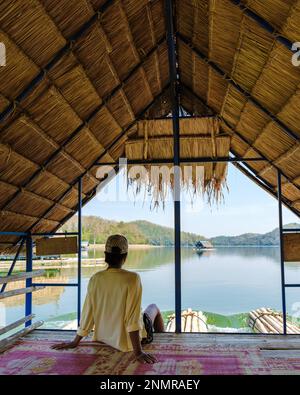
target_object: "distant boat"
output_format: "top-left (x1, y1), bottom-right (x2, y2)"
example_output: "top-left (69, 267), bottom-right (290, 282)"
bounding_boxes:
top-left (194, 240), bottom-right (214, 251)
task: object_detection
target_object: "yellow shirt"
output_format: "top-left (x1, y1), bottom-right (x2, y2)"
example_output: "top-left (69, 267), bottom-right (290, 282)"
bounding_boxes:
top-left (77, 268), bottom-right (147, 352)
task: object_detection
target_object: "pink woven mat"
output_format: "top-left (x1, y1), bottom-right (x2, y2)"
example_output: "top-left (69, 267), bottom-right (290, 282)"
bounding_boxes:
top-left (1, 339), bottom-right (299, 375)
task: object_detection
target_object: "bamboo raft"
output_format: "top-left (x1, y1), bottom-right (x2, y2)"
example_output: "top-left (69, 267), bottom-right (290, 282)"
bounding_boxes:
top-left (249, 308), bottom-right (300, 334)
top-left (166, 308), bottom-right (208, 332)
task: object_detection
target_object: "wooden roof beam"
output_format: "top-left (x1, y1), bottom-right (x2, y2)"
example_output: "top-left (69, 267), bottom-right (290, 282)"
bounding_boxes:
top-left (0, 0), bottom-right (116, 123)
top-left (90, 17), bottom-right (136, 124)
top-left (0, 13), bottom-right (117, 187)
top-left (229, 0), bottom-right (294, 51)
top-left (1, 210), bottom-right (59, 227)
top-left (0, 179), bottom-right (74, 215)
top-left (0, 141), bottom-right (87, 212)
top-left (102, 52), bottom-right (136, 121)
top-left (1, 38), bottom-right (165, 216)
top-left (0, 28), bottom-right (115, 188)
top-left (47, 164), bottom-right (121, 238)
top-left (118, 1), bottom-right (154, 102)
top-left (146, 3), bottom-right (162, 92)
top-left (177, 33), bottom-right (300, 143)
top-left (259, 143), bottom-right (300, 177)
top-left (292, 199), bottom-right (300, 208)
top-left (181, 83), bottom-right (300, 197)
top-left (1, 109), bottom-right (99, 185)
top-left (38, 1), bottom-right (126, 163)
top-left (23, 83), bottom-right (171, 236)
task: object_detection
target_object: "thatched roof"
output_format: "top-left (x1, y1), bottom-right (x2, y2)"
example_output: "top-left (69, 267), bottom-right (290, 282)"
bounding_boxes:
top-left (0, 0), bottom-right (299, 251)
top-left (125, 118), bottom-right (230, 205)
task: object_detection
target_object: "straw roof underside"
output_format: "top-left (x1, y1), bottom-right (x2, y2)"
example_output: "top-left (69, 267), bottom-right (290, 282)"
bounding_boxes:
top-left (0, 0), bottom-right (299, 252)
top-left (177, 0), bottom-right (300, 216)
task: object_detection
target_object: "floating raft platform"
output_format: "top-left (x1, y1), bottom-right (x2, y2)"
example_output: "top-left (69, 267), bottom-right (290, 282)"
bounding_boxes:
top-left (249, 308), bottom-right (300, 334)
top-left (166, 308), bottom-right (208, 332)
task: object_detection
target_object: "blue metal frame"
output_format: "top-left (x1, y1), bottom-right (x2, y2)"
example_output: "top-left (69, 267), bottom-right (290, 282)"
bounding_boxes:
top-left (0, 176), bottom-right (83, 331)
top-left (285, 284), bottom-right (300, 288)
top-left (1, 165), bottom-right (298, 335)
top-left (32, 283), bottom-right (78, 287)
top-left (0, 232), bottom-right (27, 236)
top-left (277, 170), bottom-right (287, 334)
top-left (277, 169), bottom-right (300, 335)
top-left (30, 232), bottom-right (79, 237)
top-left (165, 0), bottom-right (182, 333)
top-left (0, 237), bottom-right (25, 293)
top-left (25, 235), bottom-right (33, 327)
top-left (278, 170), bottom-right (300, 335)
top-left (77, 178), bottom-right (82, 326)
top-left (28, 178), bottom-right (83, 329)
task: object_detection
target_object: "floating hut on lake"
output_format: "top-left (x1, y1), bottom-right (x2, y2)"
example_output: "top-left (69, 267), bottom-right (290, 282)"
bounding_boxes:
top-left (194, 240), bottom-right (214, 251)
top-left (0, 0), bottom-right (300, 375)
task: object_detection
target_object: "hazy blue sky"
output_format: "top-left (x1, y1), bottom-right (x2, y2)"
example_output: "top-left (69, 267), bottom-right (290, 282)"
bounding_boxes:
top-left (83, 164), bottom-right (299, 238)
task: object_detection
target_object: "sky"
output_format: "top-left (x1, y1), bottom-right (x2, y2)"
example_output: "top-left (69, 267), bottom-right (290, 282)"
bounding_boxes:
top-left (82, 164), bottom-right (299, 238)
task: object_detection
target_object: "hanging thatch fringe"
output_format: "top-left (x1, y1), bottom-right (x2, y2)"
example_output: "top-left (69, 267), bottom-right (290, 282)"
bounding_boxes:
top-left (125, 118), bottom-right (230, 208)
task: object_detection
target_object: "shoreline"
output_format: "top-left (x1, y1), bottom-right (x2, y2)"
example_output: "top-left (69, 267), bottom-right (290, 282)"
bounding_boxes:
top-left (90, 243), bottom-right (160, 250)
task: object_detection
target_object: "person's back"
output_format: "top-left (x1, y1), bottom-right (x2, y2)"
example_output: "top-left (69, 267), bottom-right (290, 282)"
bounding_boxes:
top-left (52, 234), bottom-right (164, 364)
top-left (78, 268), bottom-right (146, 352)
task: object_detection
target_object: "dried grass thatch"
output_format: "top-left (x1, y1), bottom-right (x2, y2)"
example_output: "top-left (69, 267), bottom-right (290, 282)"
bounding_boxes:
top-left (125, 118), bottom-right (230, 207)
top-left (0, 0), bottom-right (299, 251)
top-left (177, 0), bottom-right (300, 217)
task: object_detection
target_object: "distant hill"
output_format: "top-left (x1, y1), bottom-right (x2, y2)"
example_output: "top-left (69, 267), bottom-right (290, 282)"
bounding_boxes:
top-left (62, 217), bottom-right (299, 247)
top-left (210, 223), bottom-right (300, 246)
top-left (62, 216), bottom-right (205, 246)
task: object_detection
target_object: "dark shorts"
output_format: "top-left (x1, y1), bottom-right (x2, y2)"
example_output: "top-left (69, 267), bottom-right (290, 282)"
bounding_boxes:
top-left (141, 312), bottom-right (154, 345)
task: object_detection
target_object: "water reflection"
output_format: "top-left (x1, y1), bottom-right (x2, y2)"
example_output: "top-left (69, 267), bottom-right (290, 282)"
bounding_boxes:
top-left (87, 246), bottom-right (175, 270)
top-left (2, 247), bottom-right (300, 328)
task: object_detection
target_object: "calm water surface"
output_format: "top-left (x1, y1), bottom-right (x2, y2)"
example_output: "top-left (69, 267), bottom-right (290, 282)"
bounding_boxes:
top-left (2, 247), bottom-right (300, 329)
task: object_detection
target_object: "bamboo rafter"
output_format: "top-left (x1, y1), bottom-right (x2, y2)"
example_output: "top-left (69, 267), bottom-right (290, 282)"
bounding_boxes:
top-left (146, 3), bottom-right (162, 92)
top-left (182, 84), bottom-right (299, 188)
top-left (181, 83), bottom-right (300, 214)
top-left (0, 37), bottom-right (167, 224)
top-left (23, 84), bottom-right (171, 237)
top-left (118, 1), bottom-right (154, 101)
top-left (0, 0), bottom-right (117, 122)
top-left (178, 34), bottom-right (300, 142)
top-left (0, 22), bottom-right (113, 185)
top-left (229, 0), bottom-right (295, 50)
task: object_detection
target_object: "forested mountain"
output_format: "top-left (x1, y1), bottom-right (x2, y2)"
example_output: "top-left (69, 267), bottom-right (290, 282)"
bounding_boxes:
top-left (210, 223), bottom-right (299, 246)
top-left (62, 216), bottom-right (299, 246)
top-left (62, 216), bottom-right (205, 246)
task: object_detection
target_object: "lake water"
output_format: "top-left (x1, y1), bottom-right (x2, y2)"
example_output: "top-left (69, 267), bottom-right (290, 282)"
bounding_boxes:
top-left (2, 246), bottom-right (300, 332)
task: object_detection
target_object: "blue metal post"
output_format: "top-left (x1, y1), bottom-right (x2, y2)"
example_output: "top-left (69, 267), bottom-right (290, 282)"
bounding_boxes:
top-left (277, 170), bottom-right (287, 335)
top-left (165, 0), bottom-right (181, 333)
top-left (77, 178), bottom-right (82, 326)
top-left (1, 238), bottom-right (25, 293)
top-left (25, 234), bottom-right (33, 327)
